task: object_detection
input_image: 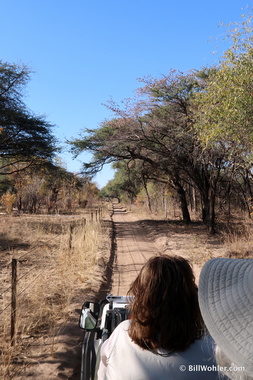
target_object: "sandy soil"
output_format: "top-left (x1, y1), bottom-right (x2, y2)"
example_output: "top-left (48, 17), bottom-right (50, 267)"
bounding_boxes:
top-left (2, 205), bottom-right (230, 379)
top-left (108, 205), bottom-right (227, 292)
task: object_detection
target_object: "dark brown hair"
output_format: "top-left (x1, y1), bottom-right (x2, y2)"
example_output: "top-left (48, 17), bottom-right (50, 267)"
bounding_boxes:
top-left (127, 255), bottom-right (204, 352)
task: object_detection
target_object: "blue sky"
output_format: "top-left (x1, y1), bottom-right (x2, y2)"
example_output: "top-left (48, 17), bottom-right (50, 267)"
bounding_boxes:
top-left (0, 0), bottom-right (251, 187)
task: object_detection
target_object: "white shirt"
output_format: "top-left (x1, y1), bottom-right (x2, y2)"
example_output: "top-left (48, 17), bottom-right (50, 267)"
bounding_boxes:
top-left (97, 320), bottom-right (219, 380)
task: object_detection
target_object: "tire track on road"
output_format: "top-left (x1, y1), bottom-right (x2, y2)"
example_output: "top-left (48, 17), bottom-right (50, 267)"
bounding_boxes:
top-left (110, 206), bottom-right (163, 295)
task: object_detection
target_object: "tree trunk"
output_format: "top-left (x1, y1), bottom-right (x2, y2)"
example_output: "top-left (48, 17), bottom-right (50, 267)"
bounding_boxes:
top-left (17, 195), bottom-right (22, 213)
top-left (202, 198), bottom-right (208, 224)
top-left (201, 187), bottom-right (216, 234)
top-left (192, 186), bottom-right (198, 213)
top-left (174, 181), bottom-right (191, 223)
top-left (142, 176), bottom-right (152, 213)
top-left (208, 190), bottom-right (216, 234)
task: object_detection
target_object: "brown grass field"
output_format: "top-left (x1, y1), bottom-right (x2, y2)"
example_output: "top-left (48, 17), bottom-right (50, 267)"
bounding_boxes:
top-left (0, 207), bottom-right (113, 379)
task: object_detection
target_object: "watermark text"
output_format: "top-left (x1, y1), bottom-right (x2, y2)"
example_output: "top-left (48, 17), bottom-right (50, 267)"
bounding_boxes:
top-left (179, 364), bottom-right (245, 373)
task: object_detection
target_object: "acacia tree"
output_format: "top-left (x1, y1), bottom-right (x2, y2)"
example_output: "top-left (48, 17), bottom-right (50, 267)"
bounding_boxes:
top-left (100, 160), bottom-right (153, 207)
top-left (0, 61), bottom-right (57, 174)
top-left (71, 69), bottom-right (240, 232)
top-left (70, 71), bottom-right (202, 223)
top-left (70, 14), bottom-right (253, 231)
top-left (100, 162), bottom-right (137, 202)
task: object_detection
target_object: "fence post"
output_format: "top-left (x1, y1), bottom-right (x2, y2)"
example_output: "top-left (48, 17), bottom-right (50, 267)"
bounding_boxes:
top-left (69, 224), bottom-right (74, 249)
top-left (11, 258), bottom-right (18, 346)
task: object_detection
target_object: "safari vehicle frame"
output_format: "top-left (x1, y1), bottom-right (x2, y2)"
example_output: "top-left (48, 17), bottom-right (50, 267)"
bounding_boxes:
top-left (79, 295), bottom-right (131, 380)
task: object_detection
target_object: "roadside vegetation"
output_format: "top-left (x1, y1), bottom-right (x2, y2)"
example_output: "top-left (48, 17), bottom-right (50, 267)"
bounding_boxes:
top-left (70, 14), bottom-right (253, 234)
top-left (0, 210), bottom-right (110, 379)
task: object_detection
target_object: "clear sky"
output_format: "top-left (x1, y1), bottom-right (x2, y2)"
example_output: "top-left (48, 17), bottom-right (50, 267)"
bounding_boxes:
top-left (0, 0), bottom-right (251, 188)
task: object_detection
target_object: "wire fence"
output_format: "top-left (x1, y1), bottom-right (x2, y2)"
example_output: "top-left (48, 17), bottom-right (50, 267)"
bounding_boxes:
top-left (0, 207), bottom-right (103, 345)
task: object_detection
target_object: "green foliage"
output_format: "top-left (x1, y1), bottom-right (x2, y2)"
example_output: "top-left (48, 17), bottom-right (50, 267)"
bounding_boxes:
top-left (100, 161), bottom-right (142, 202)
top-left (194, 13), bottom-right (253, 156)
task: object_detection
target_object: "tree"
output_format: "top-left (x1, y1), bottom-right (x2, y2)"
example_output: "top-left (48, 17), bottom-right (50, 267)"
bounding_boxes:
top-left (194, 13), bottom-right (253, 151)
top-left (69, 13), bottom-right (253, 231)
top-left (192, 14), bottom-right (253, 224)
top-left (100, 161), bottom-right (144, 204)
top-left (0, 61), bottom-right (57, 174)
top-left (70, 71), bottom-right (202, 223)
top-left (71, 69), bottom-right (242, 232)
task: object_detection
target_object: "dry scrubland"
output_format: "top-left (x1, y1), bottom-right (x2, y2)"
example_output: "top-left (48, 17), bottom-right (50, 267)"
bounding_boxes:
top-left (0, 205), bottom-right (253, 379)
top-left (0, 208), bottom-right (112, 379)
top-left (130, 205), bottom-right (253, 283)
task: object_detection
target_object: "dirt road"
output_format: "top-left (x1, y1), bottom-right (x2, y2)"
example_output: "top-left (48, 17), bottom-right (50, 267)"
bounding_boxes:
top-left (106, 205), bottom-right (227, 295)
top-left (109, 206), bottom-right (164, 295)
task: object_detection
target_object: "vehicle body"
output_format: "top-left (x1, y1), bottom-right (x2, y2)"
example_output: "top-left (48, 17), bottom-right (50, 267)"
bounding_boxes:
top-left (79, 295), bottom-right (131, 380)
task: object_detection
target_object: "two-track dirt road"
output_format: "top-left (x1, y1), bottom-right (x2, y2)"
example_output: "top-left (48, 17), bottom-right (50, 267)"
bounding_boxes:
top-left (106, 205), bottom-right (226, 296)
top-left (108, 206), bottom-right (165, 295)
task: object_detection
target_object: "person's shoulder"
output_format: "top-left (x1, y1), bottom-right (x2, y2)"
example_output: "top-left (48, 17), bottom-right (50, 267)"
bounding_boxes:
top-left (104, 319), bottom-right (131, 349)
top-left (115, 319), bottom-right (131, 332)
top-left (107, 319), bottom-right (130, 339)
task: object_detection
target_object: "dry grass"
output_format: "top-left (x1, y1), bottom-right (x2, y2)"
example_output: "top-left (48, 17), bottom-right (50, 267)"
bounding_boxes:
top-left (0, 213), bottom-right (106, 379)
top-left (221, 220), bottom-right (253, 258)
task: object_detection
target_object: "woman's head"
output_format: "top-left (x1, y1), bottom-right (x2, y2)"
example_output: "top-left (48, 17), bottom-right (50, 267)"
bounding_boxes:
top-left (128, 255), bottom-right (204, 351)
